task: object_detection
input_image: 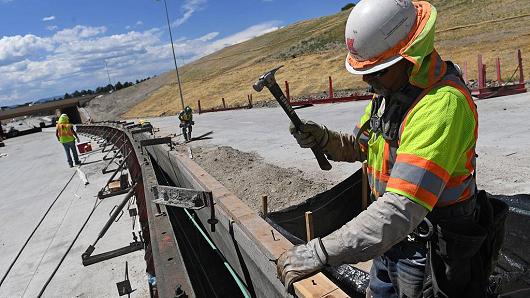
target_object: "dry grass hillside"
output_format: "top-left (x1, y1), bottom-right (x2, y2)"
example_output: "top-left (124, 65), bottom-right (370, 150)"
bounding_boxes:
top-left (88, 0), bottom-right (530, 119)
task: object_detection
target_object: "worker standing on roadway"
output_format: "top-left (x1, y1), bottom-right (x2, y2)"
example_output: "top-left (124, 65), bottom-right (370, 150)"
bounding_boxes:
top-left (56, 113), bottom-right (81, 167)
top-left (179, 105), bottom-right (194, 142)
top-left (277, 0), bottom-right (506, 297)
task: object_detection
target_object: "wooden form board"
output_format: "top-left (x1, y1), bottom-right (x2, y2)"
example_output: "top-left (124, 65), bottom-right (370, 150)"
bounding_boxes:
top-left (108, 180), bottom-right (121, 192)
top-left (148, 143), bottom-right (351, 297)
top-left (294, 272), bottom-right (349, 298)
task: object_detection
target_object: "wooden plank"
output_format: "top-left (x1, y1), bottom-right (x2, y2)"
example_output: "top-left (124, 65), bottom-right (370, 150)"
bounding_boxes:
top-left (305, 211), bottom-right (314, 242)
top-left (108, 180), bottom-right (121, 192)
top-left (294, 272), bottom-right (349, 298)
top-left (262, 195), bottom-right (268, 218)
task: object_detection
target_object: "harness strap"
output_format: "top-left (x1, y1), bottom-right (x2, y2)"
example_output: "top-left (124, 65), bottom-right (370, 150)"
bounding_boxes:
top-left (354, 119), bottom-right (371, 162)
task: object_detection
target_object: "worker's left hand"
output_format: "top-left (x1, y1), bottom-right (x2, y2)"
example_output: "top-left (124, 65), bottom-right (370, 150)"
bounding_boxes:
top-left (276, 238), bottom-right (328, 292)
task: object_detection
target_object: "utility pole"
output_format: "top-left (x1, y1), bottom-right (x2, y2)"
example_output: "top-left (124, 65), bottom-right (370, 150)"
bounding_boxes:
top-left (159, 0), bottom-right (185, 110)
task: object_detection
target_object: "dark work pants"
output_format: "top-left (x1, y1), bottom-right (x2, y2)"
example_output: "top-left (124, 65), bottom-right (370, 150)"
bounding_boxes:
top-left (369, 240), bottom-right (427, 298)
top-left (62, 141), bottom-right (80, 166)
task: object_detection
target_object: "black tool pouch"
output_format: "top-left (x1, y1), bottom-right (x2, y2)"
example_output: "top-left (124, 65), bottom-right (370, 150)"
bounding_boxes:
top-left (476, 190), bottom-right (509, 279)
top-left (427, 219), bottom-right (487, 297)
top-left (423, 191), bottom-right (509, 298)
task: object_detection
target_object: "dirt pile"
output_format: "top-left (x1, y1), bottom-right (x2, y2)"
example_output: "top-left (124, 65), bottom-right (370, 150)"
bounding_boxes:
top-left (191, 145), bottom-right (335, 213)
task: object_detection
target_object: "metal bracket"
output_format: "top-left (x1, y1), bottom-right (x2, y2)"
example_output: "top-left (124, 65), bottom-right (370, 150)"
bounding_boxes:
top-left (82, 241), bottom-right (143, 266)
top-left (131, 127), bottom-right (153, 135)
top-left (151, 185), bottom-right (212, 210)
top-left (116, 261), bottom-right (135, 296)
top-left (124, 123), bottom-right (142, 129)
top-left (140, 137), bottom-right (172, 148)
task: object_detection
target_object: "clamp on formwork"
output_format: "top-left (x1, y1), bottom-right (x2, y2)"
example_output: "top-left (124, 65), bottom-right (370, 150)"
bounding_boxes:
top-left (151, 185), bottom-right (218, 232)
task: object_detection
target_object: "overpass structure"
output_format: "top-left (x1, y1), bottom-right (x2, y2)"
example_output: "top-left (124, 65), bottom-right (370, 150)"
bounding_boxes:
top-left (0, 96), bottom-right (94, 124)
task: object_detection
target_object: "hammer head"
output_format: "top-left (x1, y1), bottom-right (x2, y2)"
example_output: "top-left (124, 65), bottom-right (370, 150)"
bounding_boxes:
top-left (253, 65), bottom-right (283, 92)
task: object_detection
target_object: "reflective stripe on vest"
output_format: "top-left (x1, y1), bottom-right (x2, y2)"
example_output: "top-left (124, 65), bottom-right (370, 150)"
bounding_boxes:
top-left (57, 123), bottom-right (75, 143)
top-left (387, 73), bottom-right (476, 209)
top-left (363, 71), bottom-right (477, 210)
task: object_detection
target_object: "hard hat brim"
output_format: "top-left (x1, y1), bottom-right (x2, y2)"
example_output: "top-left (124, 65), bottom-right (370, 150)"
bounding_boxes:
top-left (345, 55), bottom-right (403, 75)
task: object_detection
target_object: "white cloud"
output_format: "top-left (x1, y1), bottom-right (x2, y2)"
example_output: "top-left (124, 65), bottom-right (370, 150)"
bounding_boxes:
top-left (136, 21), bottom-right (143, 26)
top-left (198, 32), bottom-right (218, 42)
top-left (171, 0), bottom-right (206, 28)
top-left (46, 25), bottom-right (58, 31)
top-left (0, 21), bottom-right (281, 105)
top-left (52, 25), bottom-right (107, 42)
top-left (207, 21), bottom-right (280, 51)
top-left (42, 16), bottom-right (55, 22)
top-left (0, 35), bottom-right (53, 66)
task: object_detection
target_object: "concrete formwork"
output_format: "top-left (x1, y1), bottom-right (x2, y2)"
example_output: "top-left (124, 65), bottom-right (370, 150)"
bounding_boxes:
top-left (78, 122), bottom-right (350, 297)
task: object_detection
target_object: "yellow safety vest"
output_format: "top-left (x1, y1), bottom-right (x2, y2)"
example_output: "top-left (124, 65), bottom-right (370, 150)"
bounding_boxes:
top-left (354, 62), bottom-right (477, 211)
top-left (56, 123), bottom-right (75, 143)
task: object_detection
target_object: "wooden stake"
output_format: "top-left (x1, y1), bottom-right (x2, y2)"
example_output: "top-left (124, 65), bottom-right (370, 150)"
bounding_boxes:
top-left (305, 211), bottom-right (314, 242)
top-left (261, 195), bottom-right (268, 218)
top-left (362, 161), bottom-right (368, 210)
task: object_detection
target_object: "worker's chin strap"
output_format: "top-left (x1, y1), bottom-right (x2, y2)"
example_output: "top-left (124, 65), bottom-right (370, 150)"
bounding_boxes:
top-left (370, 83), bottom-right (423, 142)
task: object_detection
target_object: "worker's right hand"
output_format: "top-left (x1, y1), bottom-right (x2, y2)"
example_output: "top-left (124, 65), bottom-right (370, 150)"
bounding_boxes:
top-left (289, 119), bottom-right (329, 149)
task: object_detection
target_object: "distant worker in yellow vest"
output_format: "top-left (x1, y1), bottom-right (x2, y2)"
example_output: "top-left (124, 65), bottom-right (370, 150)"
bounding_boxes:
top-left (276, 0), bottom-right (506, 297)
top-left (178, 106), bottom-right (194, 142)
top-left (56, 114), bottom-right (81, 167)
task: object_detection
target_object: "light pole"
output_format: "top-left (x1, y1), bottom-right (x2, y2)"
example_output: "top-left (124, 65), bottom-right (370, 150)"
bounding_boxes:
top-left (159, 0), bottom-right (185, 110)
top-left (104, 60), bottom-right (114, 90)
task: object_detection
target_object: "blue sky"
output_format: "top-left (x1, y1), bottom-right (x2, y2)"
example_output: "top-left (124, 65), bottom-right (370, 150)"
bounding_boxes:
top-left (0, 0), bottom-right (355, 106)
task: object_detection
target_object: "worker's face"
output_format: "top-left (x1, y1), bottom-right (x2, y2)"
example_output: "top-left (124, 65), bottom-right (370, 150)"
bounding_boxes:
top-left (362, 59), bottom-right (411, 97)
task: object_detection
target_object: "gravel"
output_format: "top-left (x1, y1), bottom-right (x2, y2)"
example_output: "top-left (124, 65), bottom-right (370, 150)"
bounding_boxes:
top-left (191, 145), bottom-right (335, 213)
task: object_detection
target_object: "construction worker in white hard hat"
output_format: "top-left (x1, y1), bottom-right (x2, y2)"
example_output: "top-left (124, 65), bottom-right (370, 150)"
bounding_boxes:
top-left (56, 113), bottom-right (81, 167)
top-left (178, 106), bottom-right (194, 142)
top-left (277, 1), bottom-right (507, 297)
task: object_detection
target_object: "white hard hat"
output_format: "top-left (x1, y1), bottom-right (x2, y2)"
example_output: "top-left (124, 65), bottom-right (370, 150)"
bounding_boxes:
top-left (345, 0), bottom-right (418, 74)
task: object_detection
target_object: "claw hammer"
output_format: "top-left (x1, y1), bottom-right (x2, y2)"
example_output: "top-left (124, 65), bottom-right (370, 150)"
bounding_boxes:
top-left (253, 66), bottom-right (332, 171)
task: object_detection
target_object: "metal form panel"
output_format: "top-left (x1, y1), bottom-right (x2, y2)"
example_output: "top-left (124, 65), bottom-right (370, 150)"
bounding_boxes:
top-left (77, 124), bottom-right (195, 298)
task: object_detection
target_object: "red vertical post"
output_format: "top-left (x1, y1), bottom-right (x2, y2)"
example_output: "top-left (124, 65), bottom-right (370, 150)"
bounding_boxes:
top-left (463, 61), bottom-right (468, 84)
top-left (478, 54), bottom-right (485, 89)
top-left (482, 64), bottom-right (487, 87)
top-left (198, 100), bottom-right (202, 114)
top-left (285, 81), bottom-right (290, 101)
top-left (222, 97), bottom-right (226, 108)
top-left (496, 57), bottom-right (502, 83)
top-left (518, 49), bottom-right (524, 84)
top-left (328, 76), bottom-right (333, 99)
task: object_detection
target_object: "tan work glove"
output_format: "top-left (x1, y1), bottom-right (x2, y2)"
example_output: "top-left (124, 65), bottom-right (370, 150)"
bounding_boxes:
top-left (276, 238), bottom-right (328, 292)
top-left (289, 120), bottom-right (329, 150)
top-left (289, 119), bottom-right (357, 162)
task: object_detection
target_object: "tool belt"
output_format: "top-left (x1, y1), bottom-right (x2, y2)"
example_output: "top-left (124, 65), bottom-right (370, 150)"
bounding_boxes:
top-left (418, 191), bottom-right (509, 298)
